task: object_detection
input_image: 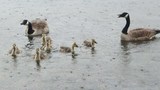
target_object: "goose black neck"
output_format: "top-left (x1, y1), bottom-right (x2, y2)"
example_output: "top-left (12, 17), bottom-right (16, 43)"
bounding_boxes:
top-left (122, 15), bottom-right (130, 34)
top-left (28, 22), bottom-right (34, 34)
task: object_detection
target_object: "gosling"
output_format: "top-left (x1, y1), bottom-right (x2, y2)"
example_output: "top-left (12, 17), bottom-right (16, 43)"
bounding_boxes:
top-left (9, 43), bottom-right (20, 57)
top-left (83, 39), bottom-right (97, 50)
top-left (33, 48), bottom-right (45, 66)
top-left (60, 42), bottom-right (78, 54)
top-left (43, 39), bottom-right (52, 53)
top-left (41, 34), bottom-right (52, 49)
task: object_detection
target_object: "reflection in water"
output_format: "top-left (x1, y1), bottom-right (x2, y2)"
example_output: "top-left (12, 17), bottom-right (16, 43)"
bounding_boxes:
top-left (28, 36), bottom-right (33, 41)
top-left (72, 54), bottom-right (76, 59)
top-left (72, 57), bottom-right (77, 64)
top-left (13, 57), bottom-right (18, 68)
top-left (91, 49), bottom-right (96, 57)
top-left (72, 53), bottom-right (78, 59)
top-left (71, 53), bottom-right (78, 64)
top-left (36, 64), bottom-right (41, 71)
top-left (120, 40), bottom-right (151, 65)
top-left (25, 36), bottom-right (34, 48)
top-left (120, 41), bottom-right (131, 65)
top-left (91, 48), bottom-right (96, 54)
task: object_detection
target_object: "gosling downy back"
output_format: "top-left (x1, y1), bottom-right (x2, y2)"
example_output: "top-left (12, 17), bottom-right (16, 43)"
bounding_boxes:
top-left (60, 42), bottom-right (78, 53)
top-left (44, 38), bottom-right (52, 53)
top-left (83, 39), bottom-right (97, 47)
top-left (118, 12), bottom-right (160, 41)
top-left (34, 48), bottom-right (45, 61)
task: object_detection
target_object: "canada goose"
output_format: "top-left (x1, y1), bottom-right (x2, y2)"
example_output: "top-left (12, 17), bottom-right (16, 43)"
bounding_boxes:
top-left (118, 12), bottom-right (160, 41)
top-left (60, 42), bottom-right (78, 54)
top-left (33, 48), bottom-right (45, 66)
top-left (9, 43), bottom-right (20, 57)
top-left (83, 39), bottom-right (97, 48)
top-left (21, 18), bottom-right (49, 36)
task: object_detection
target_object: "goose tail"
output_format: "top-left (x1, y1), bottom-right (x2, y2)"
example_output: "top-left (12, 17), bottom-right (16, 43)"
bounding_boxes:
top-left (155, 29), bottom-right (160, 34)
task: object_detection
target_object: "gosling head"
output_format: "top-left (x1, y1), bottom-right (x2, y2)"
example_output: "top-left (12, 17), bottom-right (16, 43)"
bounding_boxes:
top-left (12, 43), bottom-right (16, 47)
top-left (12, 43), bottom-right (16, 49)
top-left (118, 12), bottom-right (129, 18)
top-left (21, 20), bottom-right (29, 25)
top-left (73, 42), bottom-right (78, 48)
top-left (92, 39), bottom-right (97, 44)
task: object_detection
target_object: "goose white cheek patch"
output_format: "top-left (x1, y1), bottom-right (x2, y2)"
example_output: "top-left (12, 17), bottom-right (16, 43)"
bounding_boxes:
top-left (125, 14), bottom-right (129, 18)
top-left (26, 21), bottom-right (29, 25)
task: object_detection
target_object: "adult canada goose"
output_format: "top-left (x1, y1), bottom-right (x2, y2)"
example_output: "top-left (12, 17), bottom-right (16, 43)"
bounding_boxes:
top-left (33, 48), bottom-right (45, 66)
top-left (60, 42), bottom-right (78, 54)
top-left (21, 18), bottom-right (49, 36)
top-left (118, 12), bottom-right (160, 41)
top-left (83, 39), bottom-right (97, 49)
top-left (9, 43), bottom-right (20, 57)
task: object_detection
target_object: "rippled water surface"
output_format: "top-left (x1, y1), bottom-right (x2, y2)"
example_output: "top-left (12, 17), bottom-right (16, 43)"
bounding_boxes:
top-left (0, 0), bottom-right (160, 90)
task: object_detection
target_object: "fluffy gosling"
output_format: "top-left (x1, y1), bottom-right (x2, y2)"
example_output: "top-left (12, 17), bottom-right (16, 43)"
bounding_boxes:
top-left (9, 43), bottom-right (20, 57)
top-left (41, 34), bottom-right (52, 49)
top-left (60, 42), bottom-right (78, 54)
top-left (33, 48), bottom-right (45, 66)
top-left (83, 39), bottom-right (97, 50)
top-left (44, 39), bottom-right (52, 53)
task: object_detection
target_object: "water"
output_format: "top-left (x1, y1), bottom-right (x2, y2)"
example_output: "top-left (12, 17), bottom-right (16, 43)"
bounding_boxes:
top-left (0, 0), bottom-right (160, 90)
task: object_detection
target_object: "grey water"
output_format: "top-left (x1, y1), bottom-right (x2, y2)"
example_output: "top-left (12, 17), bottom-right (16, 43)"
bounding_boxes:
top-left (0, 0), bottom-right (160, 90)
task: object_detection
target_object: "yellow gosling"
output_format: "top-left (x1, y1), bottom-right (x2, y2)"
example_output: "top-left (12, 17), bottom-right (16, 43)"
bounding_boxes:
top-left (44, 39), bottom-right (52, 53)
top-left (33, 48), bottom-right (45, 66)
top-left (41, 34), bottom-right (52, 50)
top-left (41, 34), bottom-right (47, 46)
top-left (9, 43), bottom-right (20, 57)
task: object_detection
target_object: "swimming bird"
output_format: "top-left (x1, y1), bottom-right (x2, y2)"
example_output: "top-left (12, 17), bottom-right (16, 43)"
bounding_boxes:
top-left (60, 42), bottom-right (78, 54)
top-left (83, 39), bottom-right (97, 49)
top-left (9, 43), bottom-right (20, 57)
top-left (43, 38), bottom-right (52, 53)
top-left (33, 48), bottom-right (45, 66)
top-left (41, 34), bottom-right (52, 51)
top-left (41, 34), bottom-right (47, 46)
top-left (118, 12), bottom-right (160, 41)
top-left (21, 18), bottom-right (49, 37)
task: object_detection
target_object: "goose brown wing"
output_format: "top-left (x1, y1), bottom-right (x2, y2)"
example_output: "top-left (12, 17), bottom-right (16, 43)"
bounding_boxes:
top-left (31, 19), bottom-right (48, 30)
top-left (128, 28), bottom-right (156, 38)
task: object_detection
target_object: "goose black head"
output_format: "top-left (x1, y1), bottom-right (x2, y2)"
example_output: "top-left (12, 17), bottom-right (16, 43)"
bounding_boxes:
top-left (21, 20), bottom-right (29, 25)
top-left (118, 12), bottom-right (129, 18)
